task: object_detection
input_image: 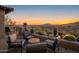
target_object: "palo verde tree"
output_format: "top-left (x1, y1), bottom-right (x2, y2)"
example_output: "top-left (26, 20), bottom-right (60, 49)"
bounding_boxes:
top-left (5, 16), bottom-right (16, 27)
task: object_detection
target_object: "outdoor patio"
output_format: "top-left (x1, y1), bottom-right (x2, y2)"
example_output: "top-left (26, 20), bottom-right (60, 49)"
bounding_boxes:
top-left (0, 5), bottom-right (79, 53)
top-left (1, 32), bottom-right (79, 53)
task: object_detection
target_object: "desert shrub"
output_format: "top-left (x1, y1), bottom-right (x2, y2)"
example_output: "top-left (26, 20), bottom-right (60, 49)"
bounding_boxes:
top-left (63, 34), bottom-right (77, 41)
top-left (70, 32), bottom-right (79, 37)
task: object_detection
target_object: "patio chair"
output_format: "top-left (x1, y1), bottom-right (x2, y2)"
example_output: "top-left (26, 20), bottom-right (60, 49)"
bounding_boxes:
top-left (7, 33), bottom-right (25, 53)
top-left (22, 31), bottom-right (32, 43)
top-left (26, 42), bottom-right (47, 53)
top-left (47, 39), bottom-right (58, 53)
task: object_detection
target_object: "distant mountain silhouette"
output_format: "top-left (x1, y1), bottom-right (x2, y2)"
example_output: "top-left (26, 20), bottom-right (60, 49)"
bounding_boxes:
top-left (42, 24), bottom-right (53, 26)
top-left (61, 21), bottom-right (79, 26)
top-left (16, 21), bottom-right (79, 27)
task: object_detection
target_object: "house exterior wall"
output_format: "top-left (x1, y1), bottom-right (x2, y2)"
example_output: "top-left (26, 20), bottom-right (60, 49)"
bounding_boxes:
top-left (0, 9), bottom-right (5, 38)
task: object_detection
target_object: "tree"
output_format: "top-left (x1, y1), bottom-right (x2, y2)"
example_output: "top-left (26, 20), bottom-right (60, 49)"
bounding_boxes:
top-left (5, 16), bottom-right (16, 26)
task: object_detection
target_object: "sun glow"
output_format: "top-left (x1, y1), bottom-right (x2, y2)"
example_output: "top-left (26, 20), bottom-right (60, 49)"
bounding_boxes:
top-left (14, 18), bottom-right (79, 25)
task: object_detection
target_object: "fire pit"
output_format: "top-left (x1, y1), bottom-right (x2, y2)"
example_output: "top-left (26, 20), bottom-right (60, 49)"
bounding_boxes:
top-left (28, 38), bottom-right (40, 44)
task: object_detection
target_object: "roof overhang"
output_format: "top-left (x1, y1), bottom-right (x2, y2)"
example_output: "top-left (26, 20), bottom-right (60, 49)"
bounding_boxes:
top-left (0, 5), bottom-right (14, 14)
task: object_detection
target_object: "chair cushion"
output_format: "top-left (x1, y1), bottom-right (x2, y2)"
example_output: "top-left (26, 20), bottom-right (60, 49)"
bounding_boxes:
top-left (46, 40), bottom-right (54, 46)
top-left (9, 33), bottom-right (17, 43)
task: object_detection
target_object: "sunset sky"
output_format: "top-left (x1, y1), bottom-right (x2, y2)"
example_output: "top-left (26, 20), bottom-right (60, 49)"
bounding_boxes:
top-left (7, 5), bottom-right (79, 25)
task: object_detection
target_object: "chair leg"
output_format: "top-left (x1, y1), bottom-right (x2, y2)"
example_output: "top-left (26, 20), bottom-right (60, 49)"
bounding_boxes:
top-left (7, 47), bottom-right (10, 53)
top-left (21, 41), bottom-right (22, 53)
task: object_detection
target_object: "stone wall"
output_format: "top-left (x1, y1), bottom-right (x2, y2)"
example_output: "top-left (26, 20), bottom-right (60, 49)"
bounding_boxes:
top-left (59, 40), bottom-right (79, 52)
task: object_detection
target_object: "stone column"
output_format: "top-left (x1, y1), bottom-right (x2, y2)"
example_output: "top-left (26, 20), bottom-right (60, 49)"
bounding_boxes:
top-left (0, 9), bottom-right (8, 52)
top-left (0, 9), bottom-right (5, 38)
